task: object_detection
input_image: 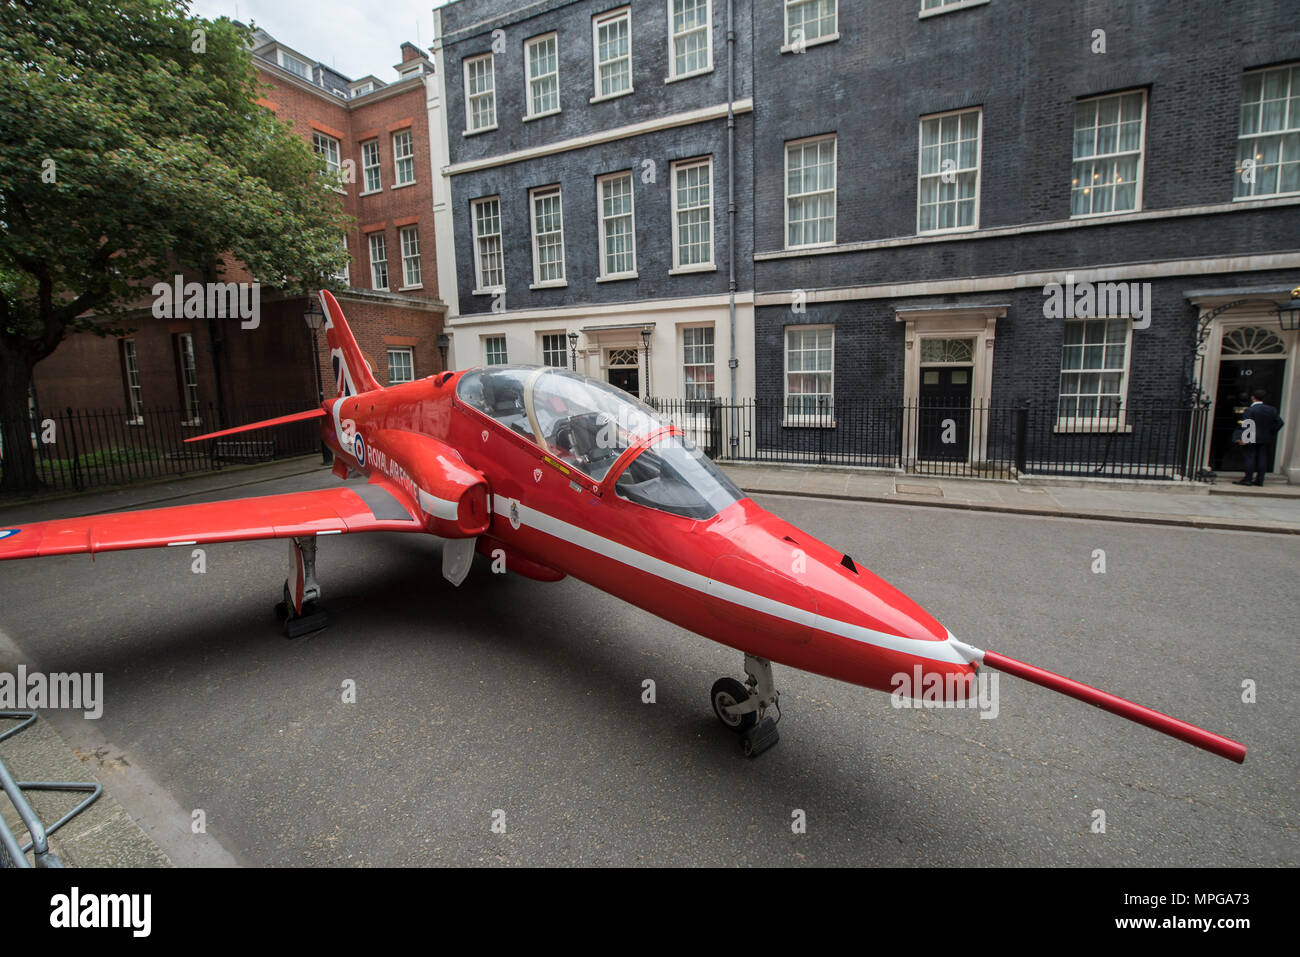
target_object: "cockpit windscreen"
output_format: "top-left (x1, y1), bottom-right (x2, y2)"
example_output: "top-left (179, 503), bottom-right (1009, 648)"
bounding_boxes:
top-left (614, 436), bottom-right (743, 520)
top-left (457, 366), bottom-right (671, 481)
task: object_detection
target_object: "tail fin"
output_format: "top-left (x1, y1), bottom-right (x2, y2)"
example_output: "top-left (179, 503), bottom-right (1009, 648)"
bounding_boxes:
top-left (320, 289), bottom-right (382, 398)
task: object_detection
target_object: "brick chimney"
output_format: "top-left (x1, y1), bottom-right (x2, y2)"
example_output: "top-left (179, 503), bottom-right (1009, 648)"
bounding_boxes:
top-left (400, 42), bottom-right (421, 63)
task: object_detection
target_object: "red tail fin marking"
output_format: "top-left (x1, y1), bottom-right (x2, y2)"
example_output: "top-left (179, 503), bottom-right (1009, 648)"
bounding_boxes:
top-left (320, 289), bottom-right (382, 398)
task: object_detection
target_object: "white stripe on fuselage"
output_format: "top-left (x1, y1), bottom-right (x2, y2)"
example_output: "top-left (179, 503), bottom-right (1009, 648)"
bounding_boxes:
top-left (418, 488), bottom-right (460, 522)
top-left (494, 497), bottom-right (974, 667)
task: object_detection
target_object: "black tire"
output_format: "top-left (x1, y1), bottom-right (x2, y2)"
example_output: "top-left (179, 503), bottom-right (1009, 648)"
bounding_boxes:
top-left (711, 677), bottom-right (756, 733)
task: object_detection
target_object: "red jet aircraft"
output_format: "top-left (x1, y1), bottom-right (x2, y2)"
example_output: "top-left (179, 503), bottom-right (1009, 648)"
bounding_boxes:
top-left (0, 291), bottom-right (1245, 761)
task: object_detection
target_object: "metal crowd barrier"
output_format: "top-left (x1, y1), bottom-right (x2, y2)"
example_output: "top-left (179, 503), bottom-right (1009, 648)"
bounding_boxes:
top-left (0, 711), bottom-right (103, 868)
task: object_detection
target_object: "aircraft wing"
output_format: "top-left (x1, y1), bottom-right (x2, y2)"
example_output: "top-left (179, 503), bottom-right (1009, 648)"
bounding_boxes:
top-left (0, 479), bottom-right (423, 561)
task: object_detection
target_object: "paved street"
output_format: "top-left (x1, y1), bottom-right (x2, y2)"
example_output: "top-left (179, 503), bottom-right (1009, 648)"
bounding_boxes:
top-left (0, 468), bottom-right (1295, 866)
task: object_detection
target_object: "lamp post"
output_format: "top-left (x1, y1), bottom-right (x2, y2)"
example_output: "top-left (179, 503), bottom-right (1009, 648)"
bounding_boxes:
top-left (640, 326), bottom-right (652, 399)
top-left (303, 298), bottom-right (331, 465)
top-left (568, 331), bottom-right (579, 372)
top-left (1277, 286), bottom-right (1300, 332)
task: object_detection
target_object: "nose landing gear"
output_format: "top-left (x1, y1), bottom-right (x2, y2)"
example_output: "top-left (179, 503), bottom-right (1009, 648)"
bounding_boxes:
top-left (710, 654), bottom-right (781, 757)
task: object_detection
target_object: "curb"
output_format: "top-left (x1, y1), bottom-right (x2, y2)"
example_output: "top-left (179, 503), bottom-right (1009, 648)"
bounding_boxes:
top-left (739, 486), bottom-right (1300, 535)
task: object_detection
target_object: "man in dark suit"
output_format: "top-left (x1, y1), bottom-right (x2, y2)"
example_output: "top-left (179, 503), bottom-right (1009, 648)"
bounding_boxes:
top-left (1236, 388), bottom-right (1285, 486)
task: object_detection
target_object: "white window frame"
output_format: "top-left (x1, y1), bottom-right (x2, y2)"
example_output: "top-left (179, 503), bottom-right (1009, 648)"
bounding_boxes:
top-left (783, 324), bottom-right (835, 425)
top-left (279, 50), bottom-right (311, 79)
top-left (360, 139), bottom-right (382, 194)
top-left (399, 226), bottom-right (422, 289)
top-left (524, 32), bottom-right (561, 119)
top-left (392, 130), bottom-right (415, 187)
top-left (1235, 62), bottom-right (1300, 200)
top-left (471, 196), bottom-right (505, 294)
top-left (368, 232), bottom-right (389, 291)
top-left (670, 157), bottom-right (715, 271)
top-left (597, 171), bottom-right (638, 281)
top-left (311, 132), bottom-right (342, 188)
top-left (1071, 90), bottom-right (1147, 218)
top-left (540, 332), bottom-right (569, 368)
top-left (1056, 317), bottom-right (1133, 431)
top-left (529, 185), bottom-right (567, 288)
top-left (918, 0), bottom-right (991, 18)
top-left (917, 106), bottom-right (982, 235)
top-left (387, 347), bottom-right (414, 385)
top-left (591, 7), bottom-right (633, 103)
top-left (463, 53), bottom-right (497, 134)
top-left (483, 335), bottom-right (509, 366)
top-left (176, 333), bottom-right (201, 426)
top-left (121, 338), bottom-right (143, 424)
top-left (332, 234), bottom-right (350, 285)
top-left (784, 134), bottom-right (837, 250)
top-left (782, 0), bottom-right (838, 53)
top-left (682, 325), bottom-right (716, 401)
top-left (667, 0), bottom-right (713, 82)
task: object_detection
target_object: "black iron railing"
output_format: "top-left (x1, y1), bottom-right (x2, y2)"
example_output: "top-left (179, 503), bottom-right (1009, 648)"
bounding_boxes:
top-left (648, 397), bottom-right (1211, 482)
top-left (5, 402), bottom-right (321, 494)
top-left (4, 396), bottom-right (1210, 494)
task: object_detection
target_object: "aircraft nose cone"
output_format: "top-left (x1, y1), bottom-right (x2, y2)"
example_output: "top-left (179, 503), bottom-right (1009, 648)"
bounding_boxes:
top-left (712, 501), bottom-right (978, 695)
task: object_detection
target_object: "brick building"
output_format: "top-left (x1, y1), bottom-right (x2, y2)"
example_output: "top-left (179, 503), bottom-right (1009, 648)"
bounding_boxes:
top-left (32, 27), bottom-right (448, 436)
top-left (431, 0), bottom-right (758, 409)
top-left (427, 0), bottom-right (1298, 481)
top-left (747, 0), bottom-right (1300, 480)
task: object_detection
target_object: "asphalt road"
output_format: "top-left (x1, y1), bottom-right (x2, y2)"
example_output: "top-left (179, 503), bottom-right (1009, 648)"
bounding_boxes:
top-left (0, 470), bottom-right (1295, 866)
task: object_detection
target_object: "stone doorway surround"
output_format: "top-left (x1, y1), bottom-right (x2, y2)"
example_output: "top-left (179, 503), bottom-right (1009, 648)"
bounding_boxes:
top-left (895, 304), bottom-right (1005, 467)
top-left (578, 322), bottom-right (653, 400)
top-left (1189, 290), bottom-right (1298, 483)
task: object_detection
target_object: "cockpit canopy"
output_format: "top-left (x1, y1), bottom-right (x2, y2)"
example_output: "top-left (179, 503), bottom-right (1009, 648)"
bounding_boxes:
top-left (457, 366), bottom-right (742, 519)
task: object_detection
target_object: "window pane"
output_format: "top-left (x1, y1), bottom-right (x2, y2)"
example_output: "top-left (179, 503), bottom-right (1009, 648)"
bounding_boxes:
top-left (533, 189), bottom-right (565, 282)
top-left (597, 14), bottom-right (631, 96)
top-left (786, 137), bottom-right (835, 247)
top-left (919, 109), bottom-right (980, 231)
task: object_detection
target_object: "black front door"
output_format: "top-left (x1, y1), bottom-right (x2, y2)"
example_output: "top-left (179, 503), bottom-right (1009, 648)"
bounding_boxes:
top-left (1210, 359), bottom-right (1285, 472)
top-left (608, 367), bottom-right (639, 397)
top-left (918, 367), bottom-right (973, 461)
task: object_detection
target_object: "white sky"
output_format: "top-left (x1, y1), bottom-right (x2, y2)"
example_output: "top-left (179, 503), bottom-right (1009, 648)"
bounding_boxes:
top-left (186, 0), bottom-right (453, 81)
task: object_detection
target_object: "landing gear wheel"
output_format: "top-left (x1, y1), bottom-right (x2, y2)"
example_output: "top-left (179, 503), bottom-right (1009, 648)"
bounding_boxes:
top-left (711, 677), bottom-right (756, 734)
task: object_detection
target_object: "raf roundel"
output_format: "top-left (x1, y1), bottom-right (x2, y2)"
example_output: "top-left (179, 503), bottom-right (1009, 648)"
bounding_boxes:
top-left (354, 434), bottom-right (366, 466)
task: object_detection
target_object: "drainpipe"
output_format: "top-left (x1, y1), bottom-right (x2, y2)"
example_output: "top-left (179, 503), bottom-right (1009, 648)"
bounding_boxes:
top-left (202, 259), bottom-right (226, 430)
top-left (726, 0), bottom-right (738, 456)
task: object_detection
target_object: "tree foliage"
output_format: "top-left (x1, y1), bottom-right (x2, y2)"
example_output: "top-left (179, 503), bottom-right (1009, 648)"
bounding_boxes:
top-left (0, 0), bottom-right (351, 489)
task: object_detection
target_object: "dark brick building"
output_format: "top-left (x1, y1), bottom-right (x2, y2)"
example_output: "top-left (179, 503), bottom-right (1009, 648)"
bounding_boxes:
top-left (432, 0), bottom-right (758, 404)
top-left (747, 0), bottom-right (1300, 480)
top-left (427, 0), bottom-right (1298, 480)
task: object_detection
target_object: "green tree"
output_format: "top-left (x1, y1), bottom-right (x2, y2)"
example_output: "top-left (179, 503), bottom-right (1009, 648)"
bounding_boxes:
top-left (0, 0), bottom-right (350, 492)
